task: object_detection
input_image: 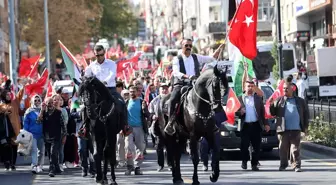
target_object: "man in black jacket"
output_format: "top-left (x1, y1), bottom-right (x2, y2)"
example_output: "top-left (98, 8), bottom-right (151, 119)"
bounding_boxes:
top-left (38, 97), bottom-right (67, 177)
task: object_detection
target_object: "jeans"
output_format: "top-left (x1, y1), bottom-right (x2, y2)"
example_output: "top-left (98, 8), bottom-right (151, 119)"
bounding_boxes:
top-left (59, 141), bottom-right (65, 164)
top-left (45, 139), bottom-right (60, 173)
top-left (125, 127), bottom-right (146, 167)
top-left (31, 137), bottom-right (45, 167)
top-left (77, 137), bottom-right (95, 173)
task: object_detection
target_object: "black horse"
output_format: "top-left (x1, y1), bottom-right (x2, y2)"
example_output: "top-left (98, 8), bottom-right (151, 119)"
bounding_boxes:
top-left (160, 65), bottom-right (228, 185)
top-left (78, 76), bottom-right (124, 185)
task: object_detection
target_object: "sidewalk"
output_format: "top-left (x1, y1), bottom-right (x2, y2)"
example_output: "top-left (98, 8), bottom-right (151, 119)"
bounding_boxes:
top-left (301, 141), bottom-right (336, 157)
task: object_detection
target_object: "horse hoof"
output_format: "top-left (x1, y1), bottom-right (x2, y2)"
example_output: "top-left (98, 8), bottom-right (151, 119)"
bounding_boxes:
top-left (192, 181), bottom-right (200, 185)
top-left (110, 181), bottom-right (118, 185)
top-left (173, 180), bottom-right (184, 185)
top-left (210, 173), bottom-right (219, 183)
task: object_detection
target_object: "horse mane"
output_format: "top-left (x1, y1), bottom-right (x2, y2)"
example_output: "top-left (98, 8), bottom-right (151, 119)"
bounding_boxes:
top-left (91, 77), bottom-right (112, 98)
top-left (195, 69), bottom-right (214, 87)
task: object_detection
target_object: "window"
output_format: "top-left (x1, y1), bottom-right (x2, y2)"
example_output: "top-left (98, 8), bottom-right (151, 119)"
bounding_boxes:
top-left (258, 1), bottom-right (273, 21)
top-left (281, 6), bottom-right (284, 21)
top-left (283, 50), bottom-right (295, 71)
top-left (214, 12), bottom-right (219, 21)
top-left (291, 2), bottom-right (294, 18)
top-left (286, 4), bottom-right (289, 19)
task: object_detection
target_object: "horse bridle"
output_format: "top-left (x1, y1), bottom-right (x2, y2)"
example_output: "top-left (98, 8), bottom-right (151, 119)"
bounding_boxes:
top-left (192, 76), bottom-right (223, 122)
top-left (83, 87), bottom-right (115, 123)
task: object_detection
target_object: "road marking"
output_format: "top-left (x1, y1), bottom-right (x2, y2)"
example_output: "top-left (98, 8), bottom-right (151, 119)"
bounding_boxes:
top-left (302, 154), bottom-right (336, 166)
top-left (183, 177), bottom-right (193, 183)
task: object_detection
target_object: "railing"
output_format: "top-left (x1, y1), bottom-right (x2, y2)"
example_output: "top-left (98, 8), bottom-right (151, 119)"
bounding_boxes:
top-left (308, 99), bottom-right (336, 124)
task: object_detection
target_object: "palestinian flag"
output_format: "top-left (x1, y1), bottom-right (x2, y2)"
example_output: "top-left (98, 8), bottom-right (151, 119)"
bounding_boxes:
top-left (70, 86), bottom-right (80, 110)
top-left (59, 40), bottom-right (82, 83)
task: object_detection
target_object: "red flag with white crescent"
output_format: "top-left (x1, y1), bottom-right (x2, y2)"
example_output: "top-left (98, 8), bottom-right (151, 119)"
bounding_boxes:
top-left (265, 80), bottom-right (285, 119)
top-left (225, 88), bottom-right (241, 125)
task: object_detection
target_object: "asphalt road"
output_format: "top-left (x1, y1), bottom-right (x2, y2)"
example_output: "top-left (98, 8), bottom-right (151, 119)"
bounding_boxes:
top-left (1, 145), bottom-right (336, 185)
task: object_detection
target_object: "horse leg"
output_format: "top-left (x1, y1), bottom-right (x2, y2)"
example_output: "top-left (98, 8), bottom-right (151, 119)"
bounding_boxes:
top-left (109, 135), bottom-right (118, 185)
top-left (166, 135), bottom-right (183, 185)
top-left (93, 139), bottom-right (104, 184)
top-left (208, 133), bottom-right (220, 182)
top-left (103, 143), bottom-right (109, 184)
top-left (190, 137), bottom-right (200, 185)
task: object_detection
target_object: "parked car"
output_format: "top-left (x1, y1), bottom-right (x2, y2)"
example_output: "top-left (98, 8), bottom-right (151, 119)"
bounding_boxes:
top-left (219, 82), bottom-right (279, 154)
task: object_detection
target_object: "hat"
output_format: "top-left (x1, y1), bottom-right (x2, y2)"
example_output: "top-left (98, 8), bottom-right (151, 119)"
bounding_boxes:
top-left (160, 83), bottom-right (169, 87)
top-left (121, 89), bottom-right (129, 95)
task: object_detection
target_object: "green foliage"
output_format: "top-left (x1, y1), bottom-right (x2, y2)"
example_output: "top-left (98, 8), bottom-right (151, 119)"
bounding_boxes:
top-left (307, 115), bottom-right (336, 148)
top-left (271, 40), bottom-right (280, 81)
top-left (99, 0), bottom-right (137, 39)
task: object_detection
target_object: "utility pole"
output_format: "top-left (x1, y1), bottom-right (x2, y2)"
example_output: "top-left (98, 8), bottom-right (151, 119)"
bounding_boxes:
top-left (276, 0), bottom-right (283, 79)
top-left (181, 0), bottom-right (184, 38)
top-left (150, 2), bottom-right (156, 65)
top-left (44, 0), bottom-right (51, 74)
top-left (8, 0), bottom-right (17, 85)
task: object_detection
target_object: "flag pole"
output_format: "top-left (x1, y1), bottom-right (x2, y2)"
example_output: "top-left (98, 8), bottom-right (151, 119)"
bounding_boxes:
top-left (216, 1), bottom-right (244, 61)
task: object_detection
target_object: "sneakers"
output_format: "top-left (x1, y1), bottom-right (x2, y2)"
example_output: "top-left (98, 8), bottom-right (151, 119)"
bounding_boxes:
top-left (295, 167), bottom-right (302, 172)
top-left (32, 166), bottom-right (37, 174)
top-left (241, 162), bottom-right (247, 170)
top-left (82, 170), bottom-right (88, 177)
top-left (59, 164), bottom-right (64, 172)
top-left (4, 162), bottom-right (9, 171)
top-left (116, 161), bottom-right (126, 168)
top-left (251, 165), bottom-right (259, 171)
top-left (37, 166), bottom-right (43, 173)
top-left (10, 166), bottom-right (16, 171)
top-left (202, 165), bottom-right (208, 172)
top-left (157, 166), bottom-right (164, 172)
top-left (134, 167), bottom-right (143, 175)
top-left (48, 171), bottom-right (55, 177)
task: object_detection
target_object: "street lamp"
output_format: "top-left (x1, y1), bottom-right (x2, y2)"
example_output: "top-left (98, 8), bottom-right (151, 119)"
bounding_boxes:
top-left (276, 0), bottom-right (283, 79)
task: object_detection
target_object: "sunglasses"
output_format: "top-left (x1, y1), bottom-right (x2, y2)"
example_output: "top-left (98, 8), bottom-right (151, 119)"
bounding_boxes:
top-left (96, 53), bottom-right (105, 57)
top-left (184, 44), bottom-right (192, 48)
top-left (34, 99), bottom-right (41, 102)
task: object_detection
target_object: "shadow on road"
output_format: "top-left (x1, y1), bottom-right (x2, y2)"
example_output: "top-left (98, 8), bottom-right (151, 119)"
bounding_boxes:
top-left (220, 149), bottom-right (280, 161)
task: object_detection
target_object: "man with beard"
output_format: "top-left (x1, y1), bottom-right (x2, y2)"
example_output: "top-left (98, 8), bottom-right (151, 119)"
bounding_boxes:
top-left (38, 97), bottom-right (67, 177)
top-left (164, 38), bottom-right (225, 135)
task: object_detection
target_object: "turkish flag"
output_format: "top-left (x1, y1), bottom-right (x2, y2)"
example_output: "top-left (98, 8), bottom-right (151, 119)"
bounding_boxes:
top-left (19, 55), bottom-right (40, 78)
top-left (144, 85), bottom-right (151, 105)
top-left (25, 69), bottom-right (48, 95)
top-left (116, 54), bottom-right (141, 73)
top-left (265, 80), bottom-right (285, 119)
top-left (28, 59), bottom-right (39, 80)
top-left (225, 88), bottom-right (241, 125)
top-left (45, 81), bottom-right (53, 100)
top-left (228, 0), bottom-right (258, 60)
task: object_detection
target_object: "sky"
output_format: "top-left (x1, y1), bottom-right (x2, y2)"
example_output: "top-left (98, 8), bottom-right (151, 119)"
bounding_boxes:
top-left (132, 0), bottom-right (140, 5)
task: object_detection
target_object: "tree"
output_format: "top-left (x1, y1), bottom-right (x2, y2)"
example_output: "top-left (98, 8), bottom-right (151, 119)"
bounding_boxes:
top-left (99, 0), bottom-right (138, 39)
top-left (271, 40), bottom-right (280, 81)
top-left (19, 0), bottom-right (102, 61)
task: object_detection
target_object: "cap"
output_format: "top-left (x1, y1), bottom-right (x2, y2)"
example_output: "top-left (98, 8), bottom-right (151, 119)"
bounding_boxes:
top-left (121, 89), bottom-right (129, 95)
top-left (160, 83), bottom-right (169, 87)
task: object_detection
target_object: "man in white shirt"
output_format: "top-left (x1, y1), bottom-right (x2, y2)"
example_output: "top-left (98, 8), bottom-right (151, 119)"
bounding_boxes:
top-left (164, 38), bottom-right (225, 135)
top-left (84, 45), bottom-right (127, 126)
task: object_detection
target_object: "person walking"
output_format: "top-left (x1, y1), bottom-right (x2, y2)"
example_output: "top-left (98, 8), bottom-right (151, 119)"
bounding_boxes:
top-left (23, 95), bottom-right (45, 174)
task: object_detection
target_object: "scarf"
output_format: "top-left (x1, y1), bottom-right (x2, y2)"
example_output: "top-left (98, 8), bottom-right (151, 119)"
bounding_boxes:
top-left (24, 95), bottom-right (42, 117)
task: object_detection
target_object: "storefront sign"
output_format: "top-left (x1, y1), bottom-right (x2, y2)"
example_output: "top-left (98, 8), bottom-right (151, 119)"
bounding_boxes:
top-left (295, 0), bottom-right (310, 16)
top-left (208, 22), bottom-right (226, 33)
top-left (310, 0), bottom-right (331, 11)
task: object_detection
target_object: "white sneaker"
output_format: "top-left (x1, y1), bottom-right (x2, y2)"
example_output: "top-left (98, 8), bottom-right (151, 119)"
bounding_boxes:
top-left (295, 167), bottom-right (302, 172)
top-left (64, 162), bottom-right (73, 168)
top-left (37, 166), bottom-right (43, 173)
top-left (59, 164), bottom-right (64, 172)
top-left (32, 166), bottom-right (37, 174)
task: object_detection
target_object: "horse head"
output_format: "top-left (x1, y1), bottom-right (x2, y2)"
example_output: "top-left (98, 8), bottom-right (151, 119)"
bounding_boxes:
top-left (212, 64), bottom-right (229, 106)
top-left (78, 76), bottom-right (115, 122)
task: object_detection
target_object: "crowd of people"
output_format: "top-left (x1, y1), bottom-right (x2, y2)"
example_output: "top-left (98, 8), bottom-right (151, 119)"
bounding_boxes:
top-left (0, 40), bottom-right (310, 184)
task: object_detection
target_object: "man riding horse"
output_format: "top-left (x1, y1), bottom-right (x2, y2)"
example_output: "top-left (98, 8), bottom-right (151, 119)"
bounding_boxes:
top-left (164, 38), bottom-right (225, 135)
top-left (84, 45), bottom-right (127, 126)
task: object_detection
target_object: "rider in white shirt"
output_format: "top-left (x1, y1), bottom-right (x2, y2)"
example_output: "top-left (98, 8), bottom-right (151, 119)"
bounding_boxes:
top-left (164, 38), bottom-right (224, 135)
top-left (84, 45), bottom-right (127, 124)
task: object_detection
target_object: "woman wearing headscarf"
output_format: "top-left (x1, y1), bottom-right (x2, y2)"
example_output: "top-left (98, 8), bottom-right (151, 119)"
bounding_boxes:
top-left (23, 94), bottom-right (45, 174)
top-left (0, 86), bottom-right (24, 171)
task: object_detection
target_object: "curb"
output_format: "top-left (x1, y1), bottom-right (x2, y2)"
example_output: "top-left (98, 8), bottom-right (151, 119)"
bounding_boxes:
top-left (301, 141), bottom-right (336, 157)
